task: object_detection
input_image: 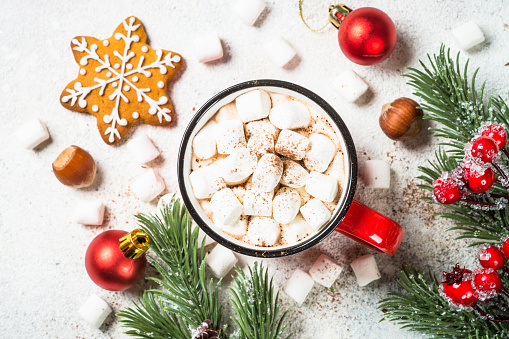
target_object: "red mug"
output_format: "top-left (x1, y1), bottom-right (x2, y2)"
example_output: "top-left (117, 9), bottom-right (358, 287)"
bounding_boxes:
top-left (178, 80), bottom-right (404, 257)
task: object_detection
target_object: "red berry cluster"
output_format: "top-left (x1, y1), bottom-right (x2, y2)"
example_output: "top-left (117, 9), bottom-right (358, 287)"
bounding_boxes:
top-left (441, 238), bottom-right (509, 321)
top-left (433, 124), bottom-right (508, 206)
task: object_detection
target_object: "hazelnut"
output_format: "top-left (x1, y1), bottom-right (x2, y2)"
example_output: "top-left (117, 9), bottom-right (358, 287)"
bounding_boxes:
top-left (379, 97), bottom-right (423, 141)
top-left (52, 145), bottom-right (97, 188)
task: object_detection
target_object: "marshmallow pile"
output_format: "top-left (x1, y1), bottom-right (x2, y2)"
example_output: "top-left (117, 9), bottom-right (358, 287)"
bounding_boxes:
top-left (190, 89), bottom-right (345, 247)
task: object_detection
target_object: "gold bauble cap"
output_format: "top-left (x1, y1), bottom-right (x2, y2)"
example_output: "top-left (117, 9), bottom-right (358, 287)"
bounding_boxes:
top-left (119, 229), bottom-right (151, 259)
top-left (328, 4), bottom-right (353, 29)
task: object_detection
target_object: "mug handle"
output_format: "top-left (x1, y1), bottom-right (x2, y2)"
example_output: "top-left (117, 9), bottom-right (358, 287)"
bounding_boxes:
top-left (335, 199), bottom-right (404, 256)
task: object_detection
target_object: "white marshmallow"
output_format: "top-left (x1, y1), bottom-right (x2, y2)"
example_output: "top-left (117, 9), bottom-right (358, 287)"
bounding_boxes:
top-left (74, 200), bottom-right (105, 226)
top-left (79, 294), bottom-right (112, 329)
top-left (243, 188), bottom-right (273, 216)
top-left (303, 133), bottom-right (336, 173)
top-left (194, 31), bottom-right (223, 63)
top-left (300, 198), bottom-right (332, 231)
top-left (284, 269), bottom-right (314, 305)
top-left (193, 122), bottom-right (217, 160)
top-left (231, 0), bottom-right (266, 26)
top-left (245, 118), bottom-right (279, 140)
top-left (236, 89), bottom-right (272, 123)
top-left (189, 164), bottom-right (226, 199)
top-left (206, 244), bottom-right (238, 278)
top-left (350, 254), bottom-right (381, 287)
top-left (281, 160), bottom-right (309, 188)
top-left (132, 169), bottom-right (166, 202)
top-left (215, 214), bottom-right (249, 237)
top-left (198, 228), bottom-right (217, 247)
top-left (210, 188), bottom-right (243, 225)
top-left (309, 254), bottom-right (343, 288)
top-left (364, 160), bottom-right (391, 188)
top-left (220, 148), bottom-right (258, 185)
top-left (451, 21), bottom-right (485, 51)
top-left (215, 102), bottom-right (239, 122)
top-left (269, 101), bottom-right (311, 130)
top-left (272, 187), bottom-right (301, 224)
top-left (275, 130), bottom-right (310, 161)
top-left (231, 185), bottom-right (246, 204)
top-left (247, 133), bottom-right (274, 156)
top-left (305, 171), bottom-right (338, 202)
top-left (215, 120), bottom-right (247, 154)
top-left (335, 70), bottom-right (369, 103)
top-left (282, 214), bottom-right (313, 244)
top-left (126, 134), bottom-right (160, 164)
top-left (264, 36), bottom-right (297, 67)
top-left (15, 118), bottom-right (50, 149)
top-left (325, 152), bottom-right (345, 185)
top-left (247, 217), bottom-right (280, 246)
top-left (252, 153), bottom-right (283, 192)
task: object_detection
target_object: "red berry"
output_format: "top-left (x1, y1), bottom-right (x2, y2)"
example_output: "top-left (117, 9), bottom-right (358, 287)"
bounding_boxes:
top-left (464, 167), bottom-right (496, 193)
top-left (479, 245), bottom-right (506, 270)
top-left (433, 177), bottom-right (462, 204)
top-left (502, 238), bottom-right (509, 259)
top-left (470, 136), bottom-right (500, 164)
top-left (442, 265), bottom-right (478, 306)
top-left (481, 124), bottom-right (508, 149)
top-left (473, 268), bottom-right (502, 294)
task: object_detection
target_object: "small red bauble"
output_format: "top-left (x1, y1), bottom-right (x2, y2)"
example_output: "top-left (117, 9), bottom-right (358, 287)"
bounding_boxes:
top-left (479, 245), bottom-right (506, 270)
top-left (433, 177), bottom-right (462, 204)
top-left (442, 265), bottom-right (477, 306)
top-left (85, 230), bottom-right (147, 291)
top-left (470, 136), bottom-right (500, 164)
top-left (336, 7), bottom-right (397, 65)
top-left (481, 124), bottom-right (507, 149)
top-left (464, 167), bottom-right (496, 193)
top-left (473, 268), bottom-right (502, 294)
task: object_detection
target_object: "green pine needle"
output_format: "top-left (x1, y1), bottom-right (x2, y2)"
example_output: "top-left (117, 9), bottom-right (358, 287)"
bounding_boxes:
top-left (408, 45), bottom-right (509, 244)
top-left (379, 266), bottom-right (509, 339)
top-left (117, 196), bottom-right (291, 339)
top-left (230, 262), bottom-right (292, 339)
top-left (379, 46), bottom-right (509, 338)
top-left (117, 195), bottom-right (224, 338)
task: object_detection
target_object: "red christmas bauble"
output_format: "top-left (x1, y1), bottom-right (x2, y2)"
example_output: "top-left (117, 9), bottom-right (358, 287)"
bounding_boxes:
top-left (85, 230), bottom-right (147, 291)
top-left (338, 7), bottom-right (397, 65)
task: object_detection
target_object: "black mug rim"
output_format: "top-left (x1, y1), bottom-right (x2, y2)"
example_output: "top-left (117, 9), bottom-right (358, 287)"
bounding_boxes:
top-left (177, 79), bottom-right (358, 257)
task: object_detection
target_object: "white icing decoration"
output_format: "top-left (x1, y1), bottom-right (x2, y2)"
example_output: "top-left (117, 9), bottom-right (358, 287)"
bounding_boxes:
top-left (132, 112), bottom-right (140, 119)
top-left (157, 81), bottom-right (164, 88)
top-left (92, 105), bottom-right (99, 112)
top-left (64, 17), bottom-right (176, 143)
top-left (80, 69), bottom-right (87, 75)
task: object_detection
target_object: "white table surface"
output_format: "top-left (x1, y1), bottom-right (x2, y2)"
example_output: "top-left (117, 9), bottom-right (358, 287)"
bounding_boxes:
top-left (1, 0), bottom-right (508, 338)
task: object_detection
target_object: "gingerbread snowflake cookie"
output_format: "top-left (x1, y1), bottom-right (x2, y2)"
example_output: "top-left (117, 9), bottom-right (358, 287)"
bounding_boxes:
top-left (60, 16), bottom-right (183, 145)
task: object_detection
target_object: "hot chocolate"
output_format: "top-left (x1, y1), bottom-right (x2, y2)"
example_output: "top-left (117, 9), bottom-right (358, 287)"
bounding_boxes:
top-left (189, 89), bottom-right (345, 247)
